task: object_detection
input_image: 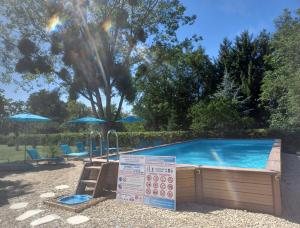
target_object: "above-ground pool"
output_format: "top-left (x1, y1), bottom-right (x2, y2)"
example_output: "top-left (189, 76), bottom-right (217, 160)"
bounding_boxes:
top-left (96, 139), bottom-right (281, 215)
top-left (112, 139), bottom-right (275, 169)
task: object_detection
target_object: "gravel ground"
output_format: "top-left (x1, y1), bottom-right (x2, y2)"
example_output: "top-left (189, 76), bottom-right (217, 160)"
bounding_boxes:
top-left (0, 155), bottom-right (300, 228)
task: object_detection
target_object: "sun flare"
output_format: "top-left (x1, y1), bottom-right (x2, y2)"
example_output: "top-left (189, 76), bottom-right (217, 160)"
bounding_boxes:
top-left (47, 14), bottom-right (62, 32)
top-left (102, 19), bottom-right (112, 32)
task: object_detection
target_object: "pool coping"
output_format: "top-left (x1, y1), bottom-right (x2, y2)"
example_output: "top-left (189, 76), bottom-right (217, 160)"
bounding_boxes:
top-left (94, 138), bottom-right (281, 174)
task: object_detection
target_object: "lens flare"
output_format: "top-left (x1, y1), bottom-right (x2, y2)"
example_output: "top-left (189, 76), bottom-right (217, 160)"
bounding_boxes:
top-left (134, 45), bottom-right (152, 64)
top-left (102, 19), bottom-right (112, 32)
top-left (47, 14), bottom-right (62, 32)
top-left (210, 149), bottom-right (238, 202)
top-left (210, 149), bottom-right (224, 165)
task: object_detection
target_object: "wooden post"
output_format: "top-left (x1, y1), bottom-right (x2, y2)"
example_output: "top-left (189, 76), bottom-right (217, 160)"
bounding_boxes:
top-left (272, 174), bottom-right (282, 215)
top-left (195, 168), bottom-right (203, 203)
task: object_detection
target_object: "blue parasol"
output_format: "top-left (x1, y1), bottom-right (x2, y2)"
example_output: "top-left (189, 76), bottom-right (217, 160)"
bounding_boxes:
top-left (8, 113), bottom-right (51, 122)
top-left (68, 116), bottom-right (106, 124)
top-left (68, 116), bottom-right (106, 160)
top-left (8, 113), bottom-right (51, 161)
top-left (116, 115), bottom-right (144, 123)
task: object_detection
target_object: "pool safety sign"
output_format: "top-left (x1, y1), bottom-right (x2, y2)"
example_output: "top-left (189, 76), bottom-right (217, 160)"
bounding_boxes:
top-left (116, 155), bottom-right (176, 210)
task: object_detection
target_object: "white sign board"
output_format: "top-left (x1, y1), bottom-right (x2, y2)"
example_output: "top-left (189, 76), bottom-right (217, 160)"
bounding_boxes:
top-left (116, 155), bottom-right (176, 210)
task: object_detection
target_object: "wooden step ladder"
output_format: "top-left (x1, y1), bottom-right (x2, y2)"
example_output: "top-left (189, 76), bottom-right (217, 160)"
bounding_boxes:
top-left (75, 161), bottom-right (110, 198)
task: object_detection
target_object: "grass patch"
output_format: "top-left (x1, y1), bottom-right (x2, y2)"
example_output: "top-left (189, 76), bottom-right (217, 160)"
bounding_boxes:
top-left (0, 145), bottom-right (69, 163)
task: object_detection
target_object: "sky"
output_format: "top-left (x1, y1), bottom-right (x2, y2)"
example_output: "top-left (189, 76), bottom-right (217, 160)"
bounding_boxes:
top-left (1, 0), bottom-right (299, 113)
top-left (179, 0), bottom-right (299, 58)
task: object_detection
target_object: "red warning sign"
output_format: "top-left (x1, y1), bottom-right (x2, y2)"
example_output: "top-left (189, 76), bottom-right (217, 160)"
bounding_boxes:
top-left (153, 175), bottom-right (159, 182)
top-left (167, 184), bottom-right (173, 190)
top-left (146, 188), bottom-right (151, 195)
top-left (167, 191), bottom-right (173, 198)
top-left (160, 183), bottom-right (166, 189)
top-left (160, 176), bottom-right (166, 182)
top-left (146, 175), bottom-right (152, 181)
top-left (167, 176), bottom-right (173, 183)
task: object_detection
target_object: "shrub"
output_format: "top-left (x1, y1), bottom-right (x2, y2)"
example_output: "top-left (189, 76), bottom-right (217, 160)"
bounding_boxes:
top-left (189, 97), bottom-right (254, 133)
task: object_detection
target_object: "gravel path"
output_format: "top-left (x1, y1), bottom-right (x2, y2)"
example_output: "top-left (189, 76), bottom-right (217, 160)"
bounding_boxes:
top-left (1, 155), bottom-right (300, 227)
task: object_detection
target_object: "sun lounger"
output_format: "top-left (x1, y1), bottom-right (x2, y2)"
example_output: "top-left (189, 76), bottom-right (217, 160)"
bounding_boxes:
top-left (75, 141), bottom-right (85, 152)
top-left (60, 144), bottom-right (89, 158)
top-left (26, 148), bottom-right (63, 165)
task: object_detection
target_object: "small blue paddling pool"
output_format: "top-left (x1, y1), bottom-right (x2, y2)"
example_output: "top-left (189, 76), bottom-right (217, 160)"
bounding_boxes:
top-left (58, 195), bottom-right (92, 205)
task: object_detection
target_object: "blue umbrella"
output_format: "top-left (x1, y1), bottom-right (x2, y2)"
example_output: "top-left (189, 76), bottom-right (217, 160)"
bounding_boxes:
top-left (8, 113), bottom-right (51, 122)
top-left (68, 116), bottom-right (106, 124)
top-left (8, 113), bottom-right (51, 161)
top-left (68, 116), bottom-right (106, 160)
top-left (116, 115), bottom-right (144, 123)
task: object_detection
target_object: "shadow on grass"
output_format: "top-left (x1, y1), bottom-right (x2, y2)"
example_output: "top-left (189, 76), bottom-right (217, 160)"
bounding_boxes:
top-left (0, 179), bottom-right (33, 206)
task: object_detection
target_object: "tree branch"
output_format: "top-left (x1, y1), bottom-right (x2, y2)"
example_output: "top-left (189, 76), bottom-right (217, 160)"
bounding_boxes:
top-left (114, 93), bottom-right (125, 121)
top-left (94, 89), bottom-right (105, 117)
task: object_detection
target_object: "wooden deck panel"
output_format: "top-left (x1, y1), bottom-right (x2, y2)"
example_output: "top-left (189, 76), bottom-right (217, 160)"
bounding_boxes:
top-left (176, 168), bottom-right (196, 202)
top-left (202, 169), bottom-right (273, 185)
top-left (203, 188), bottom-right (273, 206)
top-left (203, 179), bottom-right (273, 195)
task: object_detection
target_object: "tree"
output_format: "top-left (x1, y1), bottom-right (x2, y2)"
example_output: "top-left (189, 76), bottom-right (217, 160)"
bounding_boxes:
top-left (27, 89), bottom-right (67, 122)
top-left (0, 89), bottom-right (8, 118)
top-left (66, 100), bottom-right (91, 120)
top-left (0, 0), bottom-right (196, 132)
top-left (134, 40), bottom-right (216, 130)
top-left (215, 31), bottom-right (271, 126)
top-left (261, 9), bottom-right (300, 129)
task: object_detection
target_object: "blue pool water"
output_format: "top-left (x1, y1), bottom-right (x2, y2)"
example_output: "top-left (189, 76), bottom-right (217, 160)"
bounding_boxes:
top-left (112, 139), bottom-right (275, 169)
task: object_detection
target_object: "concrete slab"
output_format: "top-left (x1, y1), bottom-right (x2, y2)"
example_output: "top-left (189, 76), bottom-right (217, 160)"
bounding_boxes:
top-left (30, 214), bottom-right (60, 226)
top-left (9, 202), bottom-right (28, 210)
top-left (66, 215), bottom-right (90, 225)
top-left (40, 192), bottom-right (55, 198)
top-left (16, 209), bottom-right (44, 221)
top-left (55, 185), bottom-right (69, 190)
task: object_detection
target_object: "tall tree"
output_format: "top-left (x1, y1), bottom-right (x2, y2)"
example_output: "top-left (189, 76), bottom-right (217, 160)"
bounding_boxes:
top-left (261, 9), bottom-right (300, 129)
top-left (215, 31), bottom-right (271, 126)
top-left (134, 40), bottom-right (216, 130)
top-left (0, 0), bottom-right (196, 130)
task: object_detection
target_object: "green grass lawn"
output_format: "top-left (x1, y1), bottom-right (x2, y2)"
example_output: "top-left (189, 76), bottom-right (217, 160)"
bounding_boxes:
top-left (0, 144), bottom-right (67, 163)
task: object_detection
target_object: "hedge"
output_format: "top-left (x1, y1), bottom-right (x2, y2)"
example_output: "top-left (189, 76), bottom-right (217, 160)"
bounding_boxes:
top-left (0, 131), bottom-right (198, 149)
top-left (0, 129), bottom-right (299, 153)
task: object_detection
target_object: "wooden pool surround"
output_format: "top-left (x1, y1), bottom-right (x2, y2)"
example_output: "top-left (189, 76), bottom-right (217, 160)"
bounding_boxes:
top-left (93, 139), bottom-right (281, 215)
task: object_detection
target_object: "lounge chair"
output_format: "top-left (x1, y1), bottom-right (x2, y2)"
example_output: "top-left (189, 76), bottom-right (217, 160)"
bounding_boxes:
top-left (60, 144), bottom-right (89, 158)
top-left (75, 141), bottom-right (85, 152)
top-left (26, 148), bottom-right (63, 165)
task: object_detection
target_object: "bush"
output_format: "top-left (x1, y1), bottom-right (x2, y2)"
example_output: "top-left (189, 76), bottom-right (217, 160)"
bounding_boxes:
top-left (0, 131), bottom-right (197, 148)
top-left (0, 129), bottom-right (300, 154)
top-left (189, 97), bottom-right (254, 133)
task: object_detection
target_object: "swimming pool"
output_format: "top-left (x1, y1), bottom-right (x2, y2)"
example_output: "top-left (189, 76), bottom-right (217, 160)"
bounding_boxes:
top-left (112, 139), bottom-right (275, 169)
top-left (96, 139), bottom-right (281, 215)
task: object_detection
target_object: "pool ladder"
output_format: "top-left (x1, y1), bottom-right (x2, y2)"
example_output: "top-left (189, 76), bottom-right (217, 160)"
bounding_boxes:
top-left (106, 130), bottom-right (119, 162)
top-left (76, 161), bottom-right (110, 198)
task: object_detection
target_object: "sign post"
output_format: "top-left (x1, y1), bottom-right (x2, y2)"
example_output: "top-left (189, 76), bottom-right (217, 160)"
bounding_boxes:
top-left (116, 155), bottom-right (176, 210)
